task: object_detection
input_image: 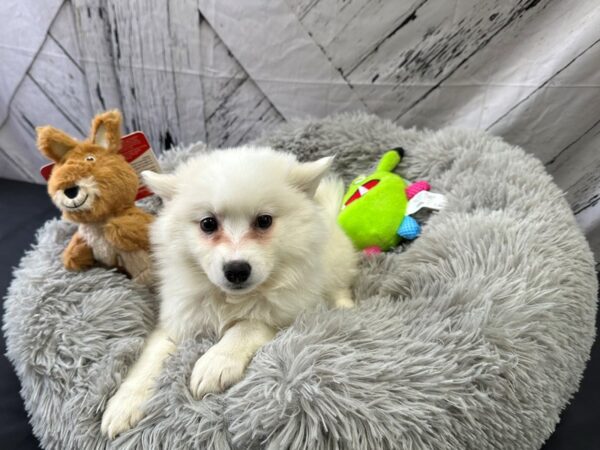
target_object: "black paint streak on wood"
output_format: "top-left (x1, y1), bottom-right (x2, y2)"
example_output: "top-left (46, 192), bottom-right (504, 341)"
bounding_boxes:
top-left (298, 9), bottom-right (369, 107)
top-left (96, 82), bottom-right (106, 109)
top-left (384, 10), bottom-right (419, 41)
top-left (523, 0), bottom-right (544, 11)
top-left (488, 36), bottom-right (600, 136)
top-left (28, 74), bottom-right (86, 136)
top-left (205, 78), bottom-right (247, 122)
top-left (566, 157), bottom-right (600, 210)
top-left (547, 116), bottom-right (600, 169)
top-left (401, 26), bottom-right (468, 79)
top-left (396, 49), bottom-right (414, 69)
top-left (344, 0), bottom-right (428, 77)
top-left (165, 0), bottom-right (182, 136)
top-left (233, 97), bottom-right (271, 146)
top-left (71, 2), bottom-right (125, 117)
top-left (16, 112), bottom-right (37, 141)
top-left (113, 16), bottom-right (121, 60)
top-left (20, 114), bottom-right (36, 132)
top-left (298, 0), bottom-right (321, 20)
top-left (95, 2), bottom-right (124, 112)
top-left (204, 65), bottom-right (288, 132)
top-left (395, 0), bottom-right (548, 121)
top-left (48, 33), bottom-right (84, 73)
top-left (574, 195), bottom-right (599, 215)
top-left (161, 130), bottom-right (175, 151)
top-left (0, 145), bottom-right (34, 180)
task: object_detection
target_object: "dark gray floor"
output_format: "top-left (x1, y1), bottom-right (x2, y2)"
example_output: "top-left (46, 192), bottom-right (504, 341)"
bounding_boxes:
top-left (0, 178), bottom-right (597, 449)
top-left (0, 179), bottom-right (57, 449)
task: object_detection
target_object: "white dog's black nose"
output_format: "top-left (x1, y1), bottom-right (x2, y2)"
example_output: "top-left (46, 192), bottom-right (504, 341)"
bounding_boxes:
top-left (224, 261), bottom-right (251, 284)
top-left (63, 186), bottom-right (79, 199)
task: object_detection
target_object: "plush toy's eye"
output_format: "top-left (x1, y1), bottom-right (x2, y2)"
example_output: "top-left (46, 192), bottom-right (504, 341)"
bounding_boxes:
top-left (255, 214), bottom-right (273, 230)
top-left (85, 155), bottom-right (96, 162)
top-left (200, 217), bottom-right (218, 233)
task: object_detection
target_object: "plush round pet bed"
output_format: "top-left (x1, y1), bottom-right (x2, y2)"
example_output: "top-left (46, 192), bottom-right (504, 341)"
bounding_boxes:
top-left (4, 114), bottom-right (597, 449)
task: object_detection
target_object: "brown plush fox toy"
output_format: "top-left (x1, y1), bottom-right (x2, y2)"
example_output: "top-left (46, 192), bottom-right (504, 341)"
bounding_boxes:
top-left (36, 110), bottom-right (154, 285)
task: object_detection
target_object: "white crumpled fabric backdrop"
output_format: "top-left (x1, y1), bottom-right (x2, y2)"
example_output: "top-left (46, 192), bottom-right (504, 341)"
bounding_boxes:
top-left (0, 0), bottom-right (598, 261)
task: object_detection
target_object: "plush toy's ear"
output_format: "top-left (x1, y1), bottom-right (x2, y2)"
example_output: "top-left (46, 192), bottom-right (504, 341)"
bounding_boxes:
top-left (376, 150), bottom-right (401, 173)
top-left (90, 109), bottom-right (122, 152)
top-left (36, 126), bottom-right (78, 162)
top-left (141, 171), bottom-right (177, 201)
top-left (288, 156), bottom-right (334, 197)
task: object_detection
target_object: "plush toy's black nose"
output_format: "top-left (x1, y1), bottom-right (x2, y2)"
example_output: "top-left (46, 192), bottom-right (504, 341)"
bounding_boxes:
top-left (223, 261), bottom-right (251, 284)
top-left (63, 186), bottom-right (79, 199)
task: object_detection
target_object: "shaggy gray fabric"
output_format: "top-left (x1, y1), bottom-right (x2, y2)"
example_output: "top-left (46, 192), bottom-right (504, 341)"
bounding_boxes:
top-left (4, 114), bottom-right (597, 450)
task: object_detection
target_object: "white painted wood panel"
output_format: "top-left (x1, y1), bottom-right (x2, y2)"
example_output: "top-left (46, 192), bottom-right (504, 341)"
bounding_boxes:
top-left (197, 0), bottom-right (368, 120)
top-left (2, 75), bottom-right (84, 181)
top-left (0, 0), bottom-right (598, 259)
top-left (0, 0), bottom-right (63, 123)
top-left (71, 0), bottom-right (123, 115)
top-left (197, 13), bottom-right (285, 147)
top-left (68, 0), bottom-right (283, 153)
top-left (98, 0), bottom-right (205, 152)
top-left (48, 0), bottom-right (82, 61)
top-left (28, 37), bottom-right (91, 138)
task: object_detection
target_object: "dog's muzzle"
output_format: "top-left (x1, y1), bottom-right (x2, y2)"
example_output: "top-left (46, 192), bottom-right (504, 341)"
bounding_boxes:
top-left (54, 177), bottom-right (97, 212)
top-left (63, 186), bottom-right (80, 200)
top-left (60, 185), bottom-right (89, 210)
top-left (223, 260), bottom-right (252, 287)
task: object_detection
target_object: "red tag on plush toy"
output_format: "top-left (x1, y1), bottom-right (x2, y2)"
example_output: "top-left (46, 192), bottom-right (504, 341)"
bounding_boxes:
top-left (40, 131), bottom-right (161, 200)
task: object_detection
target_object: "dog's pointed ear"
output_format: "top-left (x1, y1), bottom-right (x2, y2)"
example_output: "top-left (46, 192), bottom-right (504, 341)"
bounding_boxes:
top-left (288, 156), bottom-right (334, 197)
top-left (142, 171), bottom-right (177, 200)
top-left (36, 126), bottom-right (78, 162)
top-left (90, 109), bottom-right (122, 153)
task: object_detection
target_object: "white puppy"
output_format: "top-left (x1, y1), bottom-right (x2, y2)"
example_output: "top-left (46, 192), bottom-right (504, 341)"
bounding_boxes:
top-left (101, 146), bottom-right (357, 439)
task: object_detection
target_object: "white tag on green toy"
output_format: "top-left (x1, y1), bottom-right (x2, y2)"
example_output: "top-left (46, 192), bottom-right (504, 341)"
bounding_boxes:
top-left (406, 191), bottom-right (447, 216)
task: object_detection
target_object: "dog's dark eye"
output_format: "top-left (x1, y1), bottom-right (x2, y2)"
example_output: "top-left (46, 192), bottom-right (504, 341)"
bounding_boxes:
top-left (85, 155), bottom-right (96, 162)
top-left (255, 214), bottom-right (273, 230)
top-left (200, 217), bottom-right (218, 233)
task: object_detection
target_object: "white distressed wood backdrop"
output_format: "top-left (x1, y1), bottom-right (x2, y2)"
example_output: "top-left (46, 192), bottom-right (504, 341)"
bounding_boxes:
top-left (0, 0), bottom-right (598, 263)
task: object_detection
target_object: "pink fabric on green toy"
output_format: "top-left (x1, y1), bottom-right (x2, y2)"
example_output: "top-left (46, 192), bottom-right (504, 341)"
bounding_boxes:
top-left (406, 181), bottom-right (430, 199)
top-left (363, 246), bottom-right (382, 256)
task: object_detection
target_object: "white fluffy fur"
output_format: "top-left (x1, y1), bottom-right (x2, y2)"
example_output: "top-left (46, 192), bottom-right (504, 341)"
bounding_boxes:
top-left (101, 146), bottom-right (357, 438)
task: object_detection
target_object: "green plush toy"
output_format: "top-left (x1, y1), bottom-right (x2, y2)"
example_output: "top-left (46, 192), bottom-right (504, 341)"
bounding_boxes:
top-left (338, 148), bottom-right (433, 254)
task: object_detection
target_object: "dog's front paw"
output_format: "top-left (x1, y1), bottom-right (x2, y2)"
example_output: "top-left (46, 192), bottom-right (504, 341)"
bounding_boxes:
top-left (190, 348), bottom-right (247, 399)
top-left (101, 384), bottom-right (148, 439)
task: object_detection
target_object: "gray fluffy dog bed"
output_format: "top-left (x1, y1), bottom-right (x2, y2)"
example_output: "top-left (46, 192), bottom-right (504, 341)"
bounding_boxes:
top-left (4, 114), bottom-right (597, 449)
